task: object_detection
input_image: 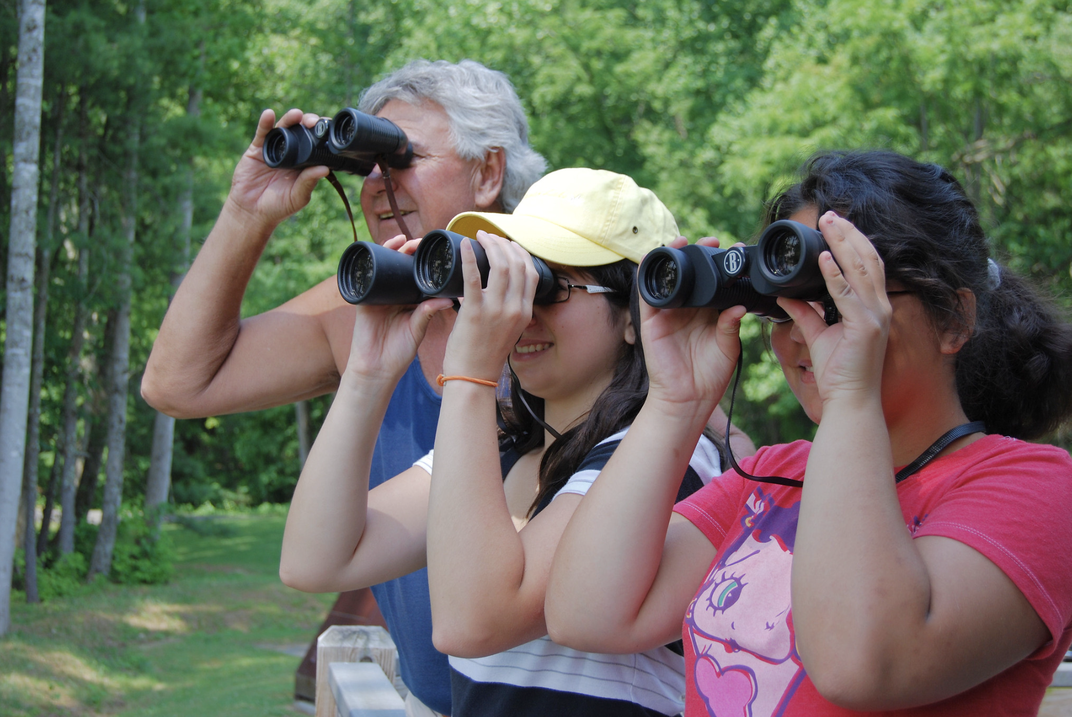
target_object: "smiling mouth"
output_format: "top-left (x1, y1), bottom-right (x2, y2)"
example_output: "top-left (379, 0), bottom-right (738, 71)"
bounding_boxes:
top-left (515, 342), bottom-right (551, 355)
top-left (378, 210), bottom-right (414, 221)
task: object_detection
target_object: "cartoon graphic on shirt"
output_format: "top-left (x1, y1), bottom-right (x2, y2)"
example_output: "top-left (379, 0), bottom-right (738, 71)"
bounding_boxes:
top-left (685, 489), bottom-right (805, 716)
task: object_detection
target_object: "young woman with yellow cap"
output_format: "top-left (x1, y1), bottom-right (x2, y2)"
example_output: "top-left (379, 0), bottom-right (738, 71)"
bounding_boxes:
top-left (281, 168), bottom-right (740, 716)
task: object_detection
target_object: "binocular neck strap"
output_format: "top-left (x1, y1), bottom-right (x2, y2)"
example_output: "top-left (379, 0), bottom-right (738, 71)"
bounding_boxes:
top-left (325, 171), bottom-right (358, 244)
top-left (377, 158), bottom-right (416, 244)
top-left (325, 162), bottom-right (416, 246)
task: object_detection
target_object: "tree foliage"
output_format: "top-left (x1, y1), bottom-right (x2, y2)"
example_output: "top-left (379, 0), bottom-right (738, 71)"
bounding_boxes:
top-left (0, 0), bottom-right (1068, 556)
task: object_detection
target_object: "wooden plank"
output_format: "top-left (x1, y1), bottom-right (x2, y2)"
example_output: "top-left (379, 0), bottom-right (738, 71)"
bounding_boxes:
top-left (329, 662), bottom-right (406, 717)
top-left (296, 589), bottom-right (387, 703)
top-left (315, 625), bottom-right (399, 717)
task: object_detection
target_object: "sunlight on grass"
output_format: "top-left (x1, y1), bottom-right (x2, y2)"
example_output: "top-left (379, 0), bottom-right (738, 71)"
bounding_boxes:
top-left (122, 601), bottom-right (193, 634)
top-left (1, 514), bottom-right (334, 717)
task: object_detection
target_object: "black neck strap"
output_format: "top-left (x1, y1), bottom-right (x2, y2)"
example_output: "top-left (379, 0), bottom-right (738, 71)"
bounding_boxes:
top-left (894, 420), bottom-right (986, 483)
top-left (325, 159), bottom-right (416, 247)
top-left (722, 349), bottom-right (986, 488)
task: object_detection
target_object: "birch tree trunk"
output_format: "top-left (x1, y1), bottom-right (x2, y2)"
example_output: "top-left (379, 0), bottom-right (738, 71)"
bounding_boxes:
top-left (88, 0), bottom-right (145, 579)
top-left (295, 401), bottom-right (311, 468)
top-left (26, 101), bottom-right (65, 570)
top-left (57, 98), bottom-right (92, 554)
top-left (88, 116), bottom-right (139, 580)
top-left (74, 400), bottom-right (107, 527)
top-left (145, 72), bottom-right (201, 525)
top-left (0, 0), bottom-right (46, 636)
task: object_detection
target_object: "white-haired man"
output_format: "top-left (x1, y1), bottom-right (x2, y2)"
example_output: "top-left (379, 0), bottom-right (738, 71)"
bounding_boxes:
top-left (143, 59), bottom-right (546, 717)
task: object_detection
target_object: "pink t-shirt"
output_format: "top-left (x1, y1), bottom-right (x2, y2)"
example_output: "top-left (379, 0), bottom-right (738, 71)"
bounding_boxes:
top-left (673, 434), bottom-right (1072, 716)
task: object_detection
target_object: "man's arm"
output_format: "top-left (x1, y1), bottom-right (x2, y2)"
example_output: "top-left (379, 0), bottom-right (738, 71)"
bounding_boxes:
top-left (141, 109), bottom-right (348, 419)
top-left (710, 404), bottom-right (757, 460)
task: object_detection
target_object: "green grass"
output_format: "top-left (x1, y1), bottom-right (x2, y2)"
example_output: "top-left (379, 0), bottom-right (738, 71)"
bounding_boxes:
top-left (1, 514), bottom-right (334, 717)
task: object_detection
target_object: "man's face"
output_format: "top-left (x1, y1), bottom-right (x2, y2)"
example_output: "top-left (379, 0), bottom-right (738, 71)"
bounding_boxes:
top-left (360, 99), bottom-right (494, 244)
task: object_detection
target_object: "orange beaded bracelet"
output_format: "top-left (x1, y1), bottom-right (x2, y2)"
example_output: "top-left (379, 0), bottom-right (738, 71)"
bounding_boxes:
top-left (436, 374), bottom-right (498, 388)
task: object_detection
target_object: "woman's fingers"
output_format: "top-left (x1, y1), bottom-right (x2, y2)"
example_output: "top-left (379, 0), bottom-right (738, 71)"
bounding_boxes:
top-left (459, 235), bottom-right (485, 305)
top-left (818, 212), bottom-right (887, 309)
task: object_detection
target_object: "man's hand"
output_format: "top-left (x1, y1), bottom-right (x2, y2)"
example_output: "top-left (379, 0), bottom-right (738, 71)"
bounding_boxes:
top-left (225, 108), bottom-right (331, 231)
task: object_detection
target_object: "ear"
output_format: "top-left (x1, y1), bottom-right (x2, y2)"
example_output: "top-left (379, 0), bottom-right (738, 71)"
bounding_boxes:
top-left (623, 312), bottom-right (637, 346)
top-left (473, 148), bottom-right (506, 211)
top-left (940, 288), bottom-right (976, 355)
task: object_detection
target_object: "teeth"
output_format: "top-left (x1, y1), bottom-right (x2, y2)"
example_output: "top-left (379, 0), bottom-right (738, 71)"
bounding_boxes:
top-left (516, 343), bottom-right (551, 354)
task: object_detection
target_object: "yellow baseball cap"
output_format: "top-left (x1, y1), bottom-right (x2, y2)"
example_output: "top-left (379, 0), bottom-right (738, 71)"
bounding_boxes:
top-left (447, 168), bottom-right (679, 266)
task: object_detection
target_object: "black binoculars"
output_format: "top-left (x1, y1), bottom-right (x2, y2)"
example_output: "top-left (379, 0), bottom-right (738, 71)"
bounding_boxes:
top-left (337, 230), bottom-right (558, 305)
top-left (262, 108), bottom-right (413, 176)
top-left (638, 220), bottom-right (837, 323)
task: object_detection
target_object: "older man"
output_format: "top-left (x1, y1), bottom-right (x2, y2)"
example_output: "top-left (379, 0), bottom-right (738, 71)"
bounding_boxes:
top-left (143, 59), bottom-right (547, 717)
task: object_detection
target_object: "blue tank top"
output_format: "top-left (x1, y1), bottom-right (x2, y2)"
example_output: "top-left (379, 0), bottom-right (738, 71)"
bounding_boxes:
top-left (368, 358), bottom-right (450, 714)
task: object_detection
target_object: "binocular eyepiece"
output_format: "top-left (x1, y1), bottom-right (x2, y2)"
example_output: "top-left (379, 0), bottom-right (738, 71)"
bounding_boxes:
top-left (262, 108), bottom-right (413, 176)
top-left (337, 230), bottom-right (558, 306)
top-left (638, 220), bottom-right (837, 323)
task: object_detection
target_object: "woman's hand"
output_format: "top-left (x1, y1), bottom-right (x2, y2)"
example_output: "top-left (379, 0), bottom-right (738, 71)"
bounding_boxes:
top-left (345, 236), bottom-right (453, 385)
top-left (225, 108), bottom-right (332, 231)
top-left (777, 212), bottom-right (891, 409)
top-left (441, 230), bottom-right (539, 381)
top-left (640, 236), bottom-right (746, 417)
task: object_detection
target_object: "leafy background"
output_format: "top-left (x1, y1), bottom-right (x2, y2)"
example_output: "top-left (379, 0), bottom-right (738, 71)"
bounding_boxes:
top-left (1, 0), bottom-right (1070, 515)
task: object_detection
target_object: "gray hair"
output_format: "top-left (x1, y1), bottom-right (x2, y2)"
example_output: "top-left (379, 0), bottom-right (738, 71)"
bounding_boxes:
top-left (358, 59), bottom-right (546, 213)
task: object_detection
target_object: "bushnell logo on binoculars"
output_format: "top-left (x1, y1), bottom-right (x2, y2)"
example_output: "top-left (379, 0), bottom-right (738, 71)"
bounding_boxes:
top-left (337, 230), bottom-right (557, 306)
top-left (262, 108), bottom-right (413, 176)
top-left (638, 220), bottom-right (839, 324)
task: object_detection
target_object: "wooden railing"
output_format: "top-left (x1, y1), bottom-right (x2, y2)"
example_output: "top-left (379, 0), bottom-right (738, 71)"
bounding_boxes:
top-left (316, 625), bottom-right (405, 717)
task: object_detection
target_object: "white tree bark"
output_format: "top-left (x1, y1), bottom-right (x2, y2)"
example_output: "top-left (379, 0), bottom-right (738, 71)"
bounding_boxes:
top-left (58, 97), bottom-right (91, 554)
top-left (24, 102), bottom-right (65, 576)
top-left (296, 401), bottom-right (311, 468)
top-left (88, 0), bottom-right (146, 581)
top-left (0, 0), bottom-right (46, 636)
top-left (88, 119), bottom-right (138, 580)
top-left (145, 73), bottom-right (201, 522)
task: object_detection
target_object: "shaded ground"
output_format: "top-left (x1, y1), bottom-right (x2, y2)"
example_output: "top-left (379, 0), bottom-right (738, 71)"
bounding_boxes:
top-left (1, 514), bottom-right (333, 717)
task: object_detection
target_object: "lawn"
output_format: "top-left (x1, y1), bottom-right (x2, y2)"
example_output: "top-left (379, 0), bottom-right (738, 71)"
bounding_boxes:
top-left (0, 514), bottom-right (334, 717)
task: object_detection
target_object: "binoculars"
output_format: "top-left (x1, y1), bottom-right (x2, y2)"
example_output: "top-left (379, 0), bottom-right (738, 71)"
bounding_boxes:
top-left (638, 220), bottom-right (837, 323)
top-left (337, 230), bottom-right (558, 305)
top-left (262, 108), bottom-right (413, 176)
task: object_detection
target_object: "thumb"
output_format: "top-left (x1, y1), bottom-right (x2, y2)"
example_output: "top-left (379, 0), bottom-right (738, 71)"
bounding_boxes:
top-left (410, 298), bottom-right (454, 339)
top-left (714, 306), bottom-right (746, 360)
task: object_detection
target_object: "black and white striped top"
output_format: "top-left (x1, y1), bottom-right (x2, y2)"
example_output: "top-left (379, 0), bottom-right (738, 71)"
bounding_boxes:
top-left (416, 428), bottom-right (723, 716)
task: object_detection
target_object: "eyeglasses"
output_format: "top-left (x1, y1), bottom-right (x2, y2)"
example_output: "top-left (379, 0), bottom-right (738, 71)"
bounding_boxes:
top-left (537, 276), bottom-right (616, 305)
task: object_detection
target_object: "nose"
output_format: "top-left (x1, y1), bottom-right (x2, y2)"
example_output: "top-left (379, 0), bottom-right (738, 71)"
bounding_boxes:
top-left (362, 163), bottom-right (397, 191)
top-left (788, 319), bottom-right (806, 344)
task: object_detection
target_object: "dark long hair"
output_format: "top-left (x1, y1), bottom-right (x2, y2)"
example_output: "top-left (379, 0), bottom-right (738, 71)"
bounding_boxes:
top-left (497, 259), bottom-right (649, 515)
top-left (766, 150), bottom-right (1072, 439)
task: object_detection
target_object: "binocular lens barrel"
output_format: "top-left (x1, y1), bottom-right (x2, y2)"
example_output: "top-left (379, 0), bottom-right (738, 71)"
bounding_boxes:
top-left (337, 242), bottom-right (426, 305)
top-left (637, 220), bottom-right (832, 320)
top-left (262, 128), bottom-right (294, 167)
top-left (763, 227), bottom-right (802, 278)
top-left (262, 109), bottom-right (412, 176)
top-left (753, 220), bottom-right (829, 296)
top-left (263, 124), bottom-right (376, 175)
top-left (413, 230), bottom-right (557, 301)
top-left (639, 251), bottom-right (688, 307)
top-left (330, 109), bottom-right (413, 170)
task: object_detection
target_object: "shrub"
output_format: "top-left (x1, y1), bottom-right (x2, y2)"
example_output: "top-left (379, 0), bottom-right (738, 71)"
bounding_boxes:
top-left (37, 552), bottom-right (90, 601)
top-left (110, 513), bottom-right (174, 585)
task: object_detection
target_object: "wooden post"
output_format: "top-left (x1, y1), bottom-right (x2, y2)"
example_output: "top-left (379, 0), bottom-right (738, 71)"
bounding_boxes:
top-left (315, 625), bottom-right (398, 717)
top-left (329, 663), bottom-right (405, 716)
top-left (296, 588), bottom-right (387, 703)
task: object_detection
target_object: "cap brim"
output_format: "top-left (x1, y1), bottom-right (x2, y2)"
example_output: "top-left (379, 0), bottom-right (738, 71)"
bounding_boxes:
top-left (448, 212), bottom-right (625, 267)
